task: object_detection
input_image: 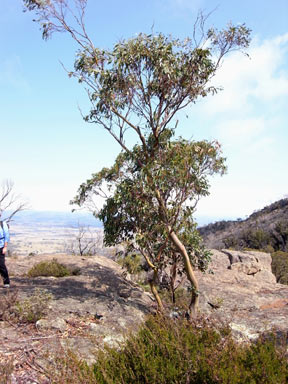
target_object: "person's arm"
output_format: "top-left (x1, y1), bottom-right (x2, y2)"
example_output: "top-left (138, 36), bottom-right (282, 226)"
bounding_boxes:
top-left (2, 242), bottom-right (8, 255)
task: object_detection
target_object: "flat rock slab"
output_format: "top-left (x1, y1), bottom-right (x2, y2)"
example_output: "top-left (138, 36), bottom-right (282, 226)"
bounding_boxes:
top-left (1, 253), bottom-right (154, 381)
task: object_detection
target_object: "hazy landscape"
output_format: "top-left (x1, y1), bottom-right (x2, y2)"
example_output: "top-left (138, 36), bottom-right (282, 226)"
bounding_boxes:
top-left (7, 211), bottom-right (103, 256)
top-left (7, 211), bottom-right (222, 256)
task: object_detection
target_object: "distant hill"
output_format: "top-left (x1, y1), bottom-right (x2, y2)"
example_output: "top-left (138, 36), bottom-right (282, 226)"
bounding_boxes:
top-left (198, 198), bottom-right (288, 252)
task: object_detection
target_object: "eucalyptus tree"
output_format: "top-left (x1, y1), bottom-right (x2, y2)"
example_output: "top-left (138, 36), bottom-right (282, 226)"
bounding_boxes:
top-left (24, 0), bottom-right (250, 313)
top-left (73, 137), bottom-right (224, 310)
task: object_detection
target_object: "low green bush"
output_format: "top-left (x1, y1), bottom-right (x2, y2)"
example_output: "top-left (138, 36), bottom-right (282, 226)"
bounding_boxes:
top-left (271, 251), bottom-right (288, 285)
top-left (47, 315), bottom-right (288, 384)
top-left (117, 253), bottom-right (142, 274)
top-left (27, 258), bottom-right (79, 278)
top-left (263, 244), bottom-right (275, 253)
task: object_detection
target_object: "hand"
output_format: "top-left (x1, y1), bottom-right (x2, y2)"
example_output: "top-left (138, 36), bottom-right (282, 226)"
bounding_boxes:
top-left (2, 247), bottom-right (7, 255)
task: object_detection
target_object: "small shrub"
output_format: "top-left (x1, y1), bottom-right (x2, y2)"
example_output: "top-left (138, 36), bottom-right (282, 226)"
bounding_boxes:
top-left (271, 251), bottom-right (288, 285)
top-left (159, 286), bottom-right (191, 311)
top-left (15, 288), bottom-right (53, 323)
top-left (7, 249), bottom-right (18, 259)
top-left (0, 355), bottom-right (14, 384)
top-left (137, 282), bottom-right (151, 292)
top-left (263, 244), bottom-right (275, 254)
top-left (43, 349), bottom-right (96, 384)
top-left (45, 315), bottom-right (288, 384)
top-left (223, 235), bottom-right (238, 249)
top-left (240, 228), bottom-right (270, 250)
top-left (0, 290), bottom-right (19, 321)
top-left (69, 266), bottom-right (81, 276)
top-left (0, 289), bottom-right (52, 324)
top-left (117, 253), bottom-right (142, 274)
top-left (274, 220), bottom-right (288, 251)
top-left (27, 258), bottom-right (75, 278)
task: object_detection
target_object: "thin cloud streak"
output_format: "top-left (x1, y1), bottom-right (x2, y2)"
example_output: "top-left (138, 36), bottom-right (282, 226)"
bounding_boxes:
top-left (0, 55), bottom-right (30, 92)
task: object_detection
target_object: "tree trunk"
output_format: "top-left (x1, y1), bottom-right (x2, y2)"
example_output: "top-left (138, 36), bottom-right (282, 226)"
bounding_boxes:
top-left (170, 257), bottom-right (177, 304)
top-left (154, 189), bottom-right (199, 314)
top-left (168, 229), bottom-right (199, 316)
top-left (149, 270), bottom-right (164, 312)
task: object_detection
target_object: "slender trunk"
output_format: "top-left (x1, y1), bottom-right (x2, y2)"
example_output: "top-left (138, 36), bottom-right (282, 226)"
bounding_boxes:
top-left (170, 257), bottom-right (177, 304)
top-left (171, 287), bottom-right (176, 304)
top-left (149, 270), bottom-right (164, 312)
top-left (153, 188), bottom-right (199, 314)
top-left (168, 228), bottom-right (199, 316)
top-left (141, 250), bottom-right (164, 311)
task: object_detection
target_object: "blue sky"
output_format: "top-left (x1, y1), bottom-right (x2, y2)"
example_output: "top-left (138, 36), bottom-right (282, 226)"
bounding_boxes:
top-left (1, 0), bottom-right (287, 223)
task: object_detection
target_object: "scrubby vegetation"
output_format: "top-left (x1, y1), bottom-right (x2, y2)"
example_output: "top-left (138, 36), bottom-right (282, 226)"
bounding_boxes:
top-left (0, 356), bottom-right (14, 384)
top-left (27, 258), bottom-right (80, 278)
top-left (199, 198), bottom-right (288, 252)
top-left (0, 288), bottom-right (52, 324)
top-left (271, 251), bottom-right (288, 285)
top-left (44, 315), bottom-right (288, 384)
top-left (222, 221), bottom-right (288, 252)
top-left (116, 253), bottom-right (143, 275)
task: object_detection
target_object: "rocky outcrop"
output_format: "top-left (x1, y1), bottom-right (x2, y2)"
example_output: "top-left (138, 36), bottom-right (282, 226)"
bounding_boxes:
top-left (1, 249), bottom-right (288, 382)
top-left (3, 253), bottom-right (154, 369)
top-left (196, 249), bottom-right (288, 343)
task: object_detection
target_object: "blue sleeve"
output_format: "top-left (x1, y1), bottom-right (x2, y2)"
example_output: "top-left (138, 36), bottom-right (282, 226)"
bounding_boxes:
top-left (3, 222), bottom-right (10, 243)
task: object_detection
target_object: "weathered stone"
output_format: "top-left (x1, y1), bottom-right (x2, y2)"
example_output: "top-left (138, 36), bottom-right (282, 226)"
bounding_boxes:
top-left (196, 249), bottom-right (288, 343)
top-left (103, 334), bottom-right (125, 348)
top-left (118, 288), bottom-right (132, 298)
top-left (36, 317), bottom-right (67, 332)
top-left (260, 299), bottom-right (288, 310)
top-left (230, 261), bottom-right (261, 275)
top-left (8, 253), bottom-right (153, 352)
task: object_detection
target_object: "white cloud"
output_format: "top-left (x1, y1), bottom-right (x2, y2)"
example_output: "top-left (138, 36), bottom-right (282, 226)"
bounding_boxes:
top-left (200, 33), bottom-right (288, 115)
top-left (192, 33), bottom-right (288, 152)
top-left (191, 33), bottom-right (288, 219)
top-left (216, 117), bottom-right (265, 146)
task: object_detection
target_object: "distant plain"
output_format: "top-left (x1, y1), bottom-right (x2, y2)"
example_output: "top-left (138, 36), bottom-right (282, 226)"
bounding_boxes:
top-left (7, 211), bottom-right (102, 256)
top-left (7, 211), bottom-right (225, 256)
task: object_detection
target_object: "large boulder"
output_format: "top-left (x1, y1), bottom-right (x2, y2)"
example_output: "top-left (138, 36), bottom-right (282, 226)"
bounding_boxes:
top-left (197, 249), bottom-right (288, 343)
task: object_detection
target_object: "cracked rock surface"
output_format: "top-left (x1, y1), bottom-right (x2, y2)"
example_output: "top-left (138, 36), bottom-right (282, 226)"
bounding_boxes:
top-left (1, 253), bottom-right (154, 382)
top-left (1, 249), bottom-right (287, 382)
top-left (196, 249), bottom-right (288, 343)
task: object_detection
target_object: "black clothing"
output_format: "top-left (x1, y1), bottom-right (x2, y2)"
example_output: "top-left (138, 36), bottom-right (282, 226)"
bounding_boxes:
top-left (0, 247), bottom-right (10, 285)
